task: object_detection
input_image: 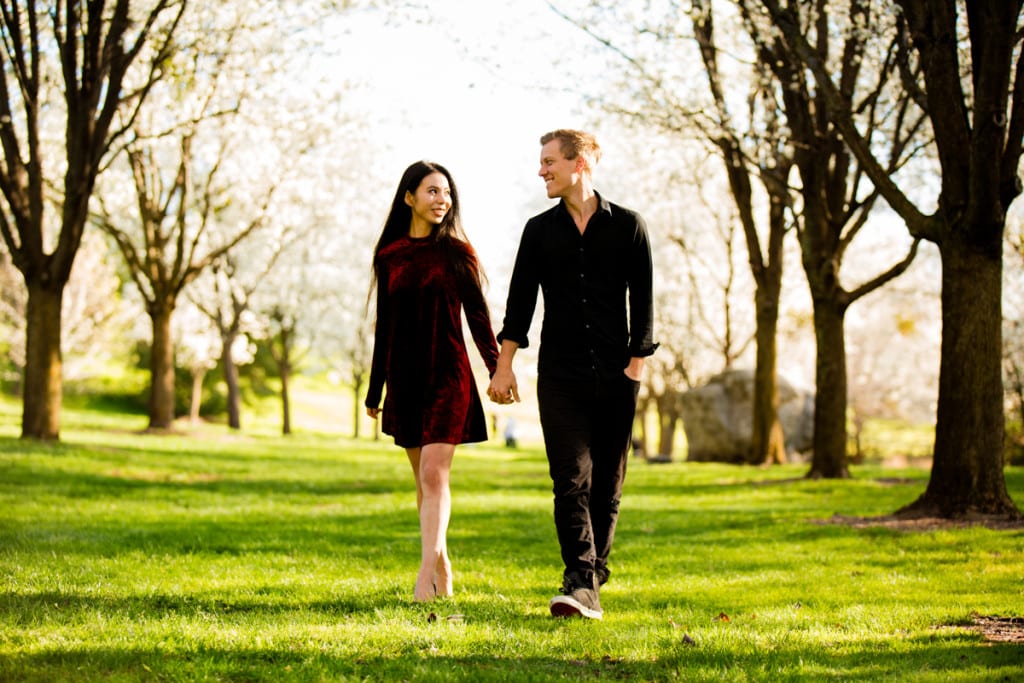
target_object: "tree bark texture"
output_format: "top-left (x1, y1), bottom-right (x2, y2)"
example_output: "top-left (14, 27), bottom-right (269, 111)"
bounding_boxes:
top-left (273, 323), bottom-right (293, 436)
top-left (351, 383), bottom-right (362, 439)
top-left (147, 303), bottom-right (176, 430)
top-left (795, 200), bottom-right (855, 480)
top-left (0, 1), bottom-right (187, 440)
top-left (899, 226), bottom-right (1017, 516)
top-left (751, 282), bottom-right (786, 465)
top-left (892, 0), bottom-right (1022, 517)
top-left (351, 369), bottom-right (366, 439)
top-left (633, 394), bottom-right (652, 457)
top-left (694, 0), bottom-right (789, 466)
top-left (189, 369), bottom-right (206, 423)
top-left (21, 282), bottom-right (63, 441)
top-left (280, 363), bottom-right (292, 436)
top-left (777, 25), bottom-right (855, 479)
top-left (748, 0), bottom-right (923, 477)
top-left (657, 391), bottom-right (681, 458)
top-left (221, 332), bottom-right (241, 431)
top-left (741, 0), bottom-right (1020, 511)
top-left (807, 298), bottom-right (850, 479)
top-left (748, 177), bottom-right (789, 466)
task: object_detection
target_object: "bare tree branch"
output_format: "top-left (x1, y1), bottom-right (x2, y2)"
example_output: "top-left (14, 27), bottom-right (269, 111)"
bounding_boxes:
top-left (754, 0), bottom-right (936, 240)
top-left (846, 237), bottom-right (921, 304)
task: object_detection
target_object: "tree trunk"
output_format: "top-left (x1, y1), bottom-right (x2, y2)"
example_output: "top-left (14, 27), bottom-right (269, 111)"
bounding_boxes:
top-left (750, 276), bottom-right (786, 465)
top-left (189, 368), bottom-right (206, 423)
top-left (147, 304), bottom-right (176, 430)
top-left (275, 324), bottom-right (293, 436)
top-left (351, 387), bottom-right (361, 438)
top-left (656, 391), bottom-right (679, 458)
top-left (21, 282), bottom-right (63, 441)
top-left (221, 332), bottom-right (241, 430)
top-left (850, 412), bottom-right (866, 465)
top-left (750, 0), bottom-right (1022, 515)
top-left (351, 370), bottom-right (365, 439)
top-left (657, 415), bottom-right (678, 459)
top-left (807, 298), bottom-right (850, 479)
top-left (1, 1), bottom-right (187, 442)
top-left (899, 239), bottom-right (1019, 517)
top-left (280, 360), bottom-right (291, 436)
top-left (634, 394), bottom-right (652, 457)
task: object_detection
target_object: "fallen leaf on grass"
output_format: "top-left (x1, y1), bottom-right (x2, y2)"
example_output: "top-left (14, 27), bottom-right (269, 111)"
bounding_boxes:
top-left (716, 612), bottom-right (730, 622)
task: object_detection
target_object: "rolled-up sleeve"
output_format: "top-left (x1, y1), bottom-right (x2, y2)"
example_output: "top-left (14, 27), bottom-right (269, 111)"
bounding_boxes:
top-left (628, 214), bottom-right (658, 358)
top-left (458, 247), bottom-right (500, 375)
top-left (496, 221), bottom-right (541, 349)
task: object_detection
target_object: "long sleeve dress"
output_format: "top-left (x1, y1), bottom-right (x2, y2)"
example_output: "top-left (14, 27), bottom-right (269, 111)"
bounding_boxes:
top-left (365, 234), bottom-right (499, 448)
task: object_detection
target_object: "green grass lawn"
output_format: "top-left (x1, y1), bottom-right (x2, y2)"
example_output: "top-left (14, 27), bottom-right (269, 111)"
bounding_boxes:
top-left (0, 398), bottom-right (1021, 682)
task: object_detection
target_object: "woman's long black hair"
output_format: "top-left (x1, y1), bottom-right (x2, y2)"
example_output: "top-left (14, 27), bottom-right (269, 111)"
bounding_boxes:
top-left (368, 160), bottom-right (487, 312)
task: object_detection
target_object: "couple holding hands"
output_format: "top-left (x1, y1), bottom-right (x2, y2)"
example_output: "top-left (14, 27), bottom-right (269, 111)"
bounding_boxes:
top-left (365, 129), bottom-right (657, 620)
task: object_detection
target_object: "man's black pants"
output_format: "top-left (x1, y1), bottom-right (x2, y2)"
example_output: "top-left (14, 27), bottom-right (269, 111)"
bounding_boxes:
top-left (537, 373), bottom-right (640, 586)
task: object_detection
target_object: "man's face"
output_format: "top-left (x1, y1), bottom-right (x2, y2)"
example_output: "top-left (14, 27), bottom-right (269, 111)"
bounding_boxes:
top-left (538, 139), bottom-right (581, 199)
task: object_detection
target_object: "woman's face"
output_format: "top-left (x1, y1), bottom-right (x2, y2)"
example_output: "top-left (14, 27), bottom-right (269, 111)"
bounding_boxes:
top-left (405, 171), bottom-right (452, 230)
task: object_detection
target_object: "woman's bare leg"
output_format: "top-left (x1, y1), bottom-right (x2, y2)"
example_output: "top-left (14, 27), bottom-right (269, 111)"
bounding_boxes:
top-left (412, 442), bottom-right (455, 601)
top-left (405, 447), bottom-right (432, 600)
top-left (406, 447), bottom-right (423, 511)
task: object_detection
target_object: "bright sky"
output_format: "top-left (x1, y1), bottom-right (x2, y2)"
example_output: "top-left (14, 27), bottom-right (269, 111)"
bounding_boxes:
top-left (314, 0), bottom-right (607, 280)
top-left (310, 1), bottom-right (612, 435)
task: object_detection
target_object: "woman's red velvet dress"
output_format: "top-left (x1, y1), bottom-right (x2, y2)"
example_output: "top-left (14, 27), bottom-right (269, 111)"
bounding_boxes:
top-left (366, 235), bottom-right (499, 447)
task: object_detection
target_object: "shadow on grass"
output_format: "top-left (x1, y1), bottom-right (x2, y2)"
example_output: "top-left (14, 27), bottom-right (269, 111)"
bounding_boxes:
top-left (0, 587), bottom-right (410, 623)
top-left (0, 434), bottom-right (361, 470)
top-left (630, 475), bottom-right (928, 504)
top-left (0, 466), bottom-right (967, 576)
top-left (1, 632), bottom-right (1020, 682)
top-left (0, 436), bottom-right (552, 498)
top-left (1, 482), bottom-right (868, 559)
top-left (0, 462), bottom-right (407, 499)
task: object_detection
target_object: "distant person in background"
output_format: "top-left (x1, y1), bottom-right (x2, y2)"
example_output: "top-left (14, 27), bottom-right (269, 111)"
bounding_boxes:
top-left (487, 130), bottom-right (657, 620)
top-left (504, 417), bottom-right (518, 448)
top-left (366, 160), bottom-right (499, 602)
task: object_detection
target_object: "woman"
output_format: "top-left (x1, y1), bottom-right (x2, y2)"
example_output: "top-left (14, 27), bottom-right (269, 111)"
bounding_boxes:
top-left (366, 161), bottom-right (499, 602)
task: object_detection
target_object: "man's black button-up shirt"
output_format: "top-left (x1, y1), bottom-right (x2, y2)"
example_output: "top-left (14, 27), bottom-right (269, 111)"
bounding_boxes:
top-left (497, 192), bottom-right (658, 382)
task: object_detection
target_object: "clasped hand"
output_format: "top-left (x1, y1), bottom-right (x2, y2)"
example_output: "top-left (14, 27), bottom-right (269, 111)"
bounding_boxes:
top-left (487, 368), bottom-right (519, 405)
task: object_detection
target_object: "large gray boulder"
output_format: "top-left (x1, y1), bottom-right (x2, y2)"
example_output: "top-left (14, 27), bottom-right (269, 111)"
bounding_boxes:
top-left (678, 369), bottom-right (814, 463)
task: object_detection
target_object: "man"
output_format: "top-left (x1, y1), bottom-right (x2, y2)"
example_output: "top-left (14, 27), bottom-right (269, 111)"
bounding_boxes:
top-left (487, 129), bottom-right (657, 620)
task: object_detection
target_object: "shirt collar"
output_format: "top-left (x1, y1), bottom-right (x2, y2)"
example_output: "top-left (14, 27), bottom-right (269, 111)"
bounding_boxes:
top-left (556, 190), bottom-right (612, 220)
